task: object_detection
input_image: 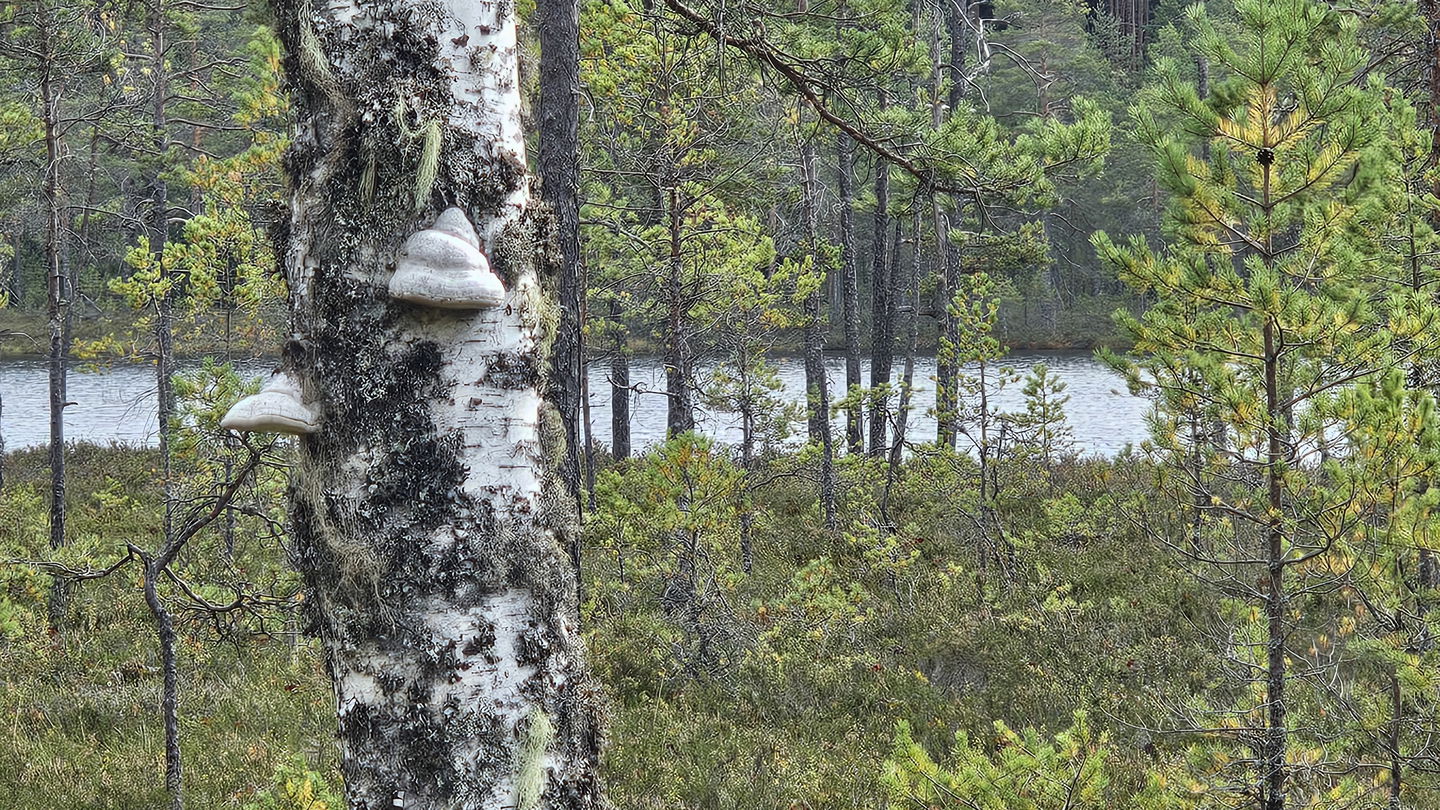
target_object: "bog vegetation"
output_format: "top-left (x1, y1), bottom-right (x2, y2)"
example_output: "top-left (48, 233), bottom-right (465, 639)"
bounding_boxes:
top-left (5, 0), bottom-right (1440, 807)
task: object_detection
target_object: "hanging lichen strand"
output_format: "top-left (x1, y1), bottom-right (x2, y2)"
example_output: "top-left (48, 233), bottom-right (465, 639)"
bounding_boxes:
top-left (268, 0), bottom-right (605, 808)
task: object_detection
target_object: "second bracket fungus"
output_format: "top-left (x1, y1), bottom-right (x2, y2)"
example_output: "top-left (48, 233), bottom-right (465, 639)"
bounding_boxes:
top-left (220, 371), bottom-right (319, 435)
top-left (388, 207), bottom-right (505, 309)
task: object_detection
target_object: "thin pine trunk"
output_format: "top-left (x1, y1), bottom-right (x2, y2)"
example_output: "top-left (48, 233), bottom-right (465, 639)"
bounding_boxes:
top-left (1429, 0), bottom-right (1440, 189)
top-left (867, 111), bottom-right (892, 456)
top-left (7, 222), bottom-right (22, 305)
top-left (539, 0), bottom-right (584, 514)
top-left (837, 133), bottom-right (862, 454)
top-left (610, 308), bottom-right (631, 461)
top-left (934, 201), bottom-right (958, 449)
top-left (1389, 669), bottom-right (1402, 810)
top-left (882, 211), bottom-right (921, 520)
top-left (738, 342), bottom-right (755, 573)
top-left (947, 0), bottom-right (968, 111)
top-left (1262, 318), bottom-right (1287, 810)
top-left (665, 188), bottom-right (695, 437)
top-left (145, 2), bottom-right (183, 805)
top-left (75, 124), bottom-right (100, 314)
top-left (870, 217), bottom-right (902, 456)
top-left (1259, 153), bottom-right (1288, 810)
top-left (40, 24), bottom-right (69, 630)
top-left (579, 269), bottom-right (596, 510)
top-left (800, 131), bottom-right (836, 529)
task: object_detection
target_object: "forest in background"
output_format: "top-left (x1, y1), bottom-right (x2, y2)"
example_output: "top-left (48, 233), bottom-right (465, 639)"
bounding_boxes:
top-left (7, 0), bottom-right (1440, 808)
top-left (0, 0), bottom-right (1150, 359)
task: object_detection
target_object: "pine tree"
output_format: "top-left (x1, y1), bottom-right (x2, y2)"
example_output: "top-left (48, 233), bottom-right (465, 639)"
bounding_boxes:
top-left (1094, 1), bottom-right (1440, 806)
top-left (0, 0), bottom-right (112, 629)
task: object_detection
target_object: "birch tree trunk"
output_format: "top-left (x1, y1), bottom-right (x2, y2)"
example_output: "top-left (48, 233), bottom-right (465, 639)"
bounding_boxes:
top-left (270, 1), bottom-right (607, 807)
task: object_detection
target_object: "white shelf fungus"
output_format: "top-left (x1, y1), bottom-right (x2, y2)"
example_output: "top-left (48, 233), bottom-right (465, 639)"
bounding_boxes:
top-left (388, 207), bottom-right (505, 309)
top-left (220, 371), bottom-right (319, 435)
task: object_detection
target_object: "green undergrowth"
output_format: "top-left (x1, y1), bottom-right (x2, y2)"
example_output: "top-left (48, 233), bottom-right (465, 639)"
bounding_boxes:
top-left (584, 438), bottom-right (1212, 808)
top-left (0, 445), bottom-right (338, 808)
top-left (0, 619), bottom-right (335, 809)
top-left (0, 440), bottom-right (1218, 808)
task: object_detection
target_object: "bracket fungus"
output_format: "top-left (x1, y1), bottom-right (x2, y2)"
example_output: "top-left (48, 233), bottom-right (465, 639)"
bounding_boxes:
top-left (388, 207), bottom-right (505, 309)
top-left (220, 371), bottom-right (319, 435)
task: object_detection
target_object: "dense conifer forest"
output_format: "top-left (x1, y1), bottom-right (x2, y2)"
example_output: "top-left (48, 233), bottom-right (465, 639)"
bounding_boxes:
top-left (5, 0), bottom-right (1440, 808)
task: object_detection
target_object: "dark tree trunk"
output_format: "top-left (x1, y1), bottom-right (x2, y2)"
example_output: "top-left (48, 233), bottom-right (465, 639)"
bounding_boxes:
top-left (1422, 549), bottom-right (1439, 596)
top-left (145, 3), bottom-right (182, 805)
top-left (866, 124), bottom-right (892, 457)
top-left (539, 0), bottom-right (584, 515)
top-left (609, 301), bottom-right (631, 461)
top-left (928, 15), bottom-right (960, 450)
top-left (837, 133), bottom-right (863, 454)
top-left (869, 215), bottom-right (900, 456)
top-left (800, 133), bottom-right (836, 529)
top-left (1257, 153), bottom-right (1289, 810)
top-left (737, 342), bottom-right (755, 573)
top-left (40, 27), bottom-right (69, 631)
top-left (935, 204), bottom-right (959, 449)
top-left (148, 0), bottom-right (176, 548)
top-left (579, 278), bottom-right (597, 510)
top-left (1389, 669), bottom-right (1402, 810)
top-left (143, 562), bottom-right (184, 810)
top-left (882, 211), bottom-right (922, 521)
top-left (7, 222), bottom-right (22, 306)
top-left (1262, 319), bottom-right (1287, 810)
top-left (947, 0), bottom-right (969, 111)
top-left (665, 187), bottom-right (695, 436)
top-left (270, 0), bottom-right (607, 807)
top-left (580, 359), bottom-right (596, 507)
top-left (77, 123), bottom-right (100, 310)
top-left (1429, 0), bottom-right (1440, 193)
top-left (801, 140), bottom-right (825, 445)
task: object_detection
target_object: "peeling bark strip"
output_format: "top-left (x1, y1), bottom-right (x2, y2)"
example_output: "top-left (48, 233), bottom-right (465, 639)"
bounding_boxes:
top-left (270, 1), bottom-right (606, 808)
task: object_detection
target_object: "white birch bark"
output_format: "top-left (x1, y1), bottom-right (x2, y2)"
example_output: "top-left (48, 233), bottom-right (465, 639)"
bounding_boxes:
top-left (270, 0), bottom-right (606, 807)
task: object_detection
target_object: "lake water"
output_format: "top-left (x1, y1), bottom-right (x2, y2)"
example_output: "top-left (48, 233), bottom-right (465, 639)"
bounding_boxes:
top-left (0, 353), bottom-right (1152, 456)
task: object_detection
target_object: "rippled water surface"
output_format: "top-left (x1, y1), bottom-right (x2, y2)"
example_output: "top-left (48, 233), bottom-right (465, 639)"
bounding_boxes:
top-left (0, 353), bottom-right (1152, 456)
